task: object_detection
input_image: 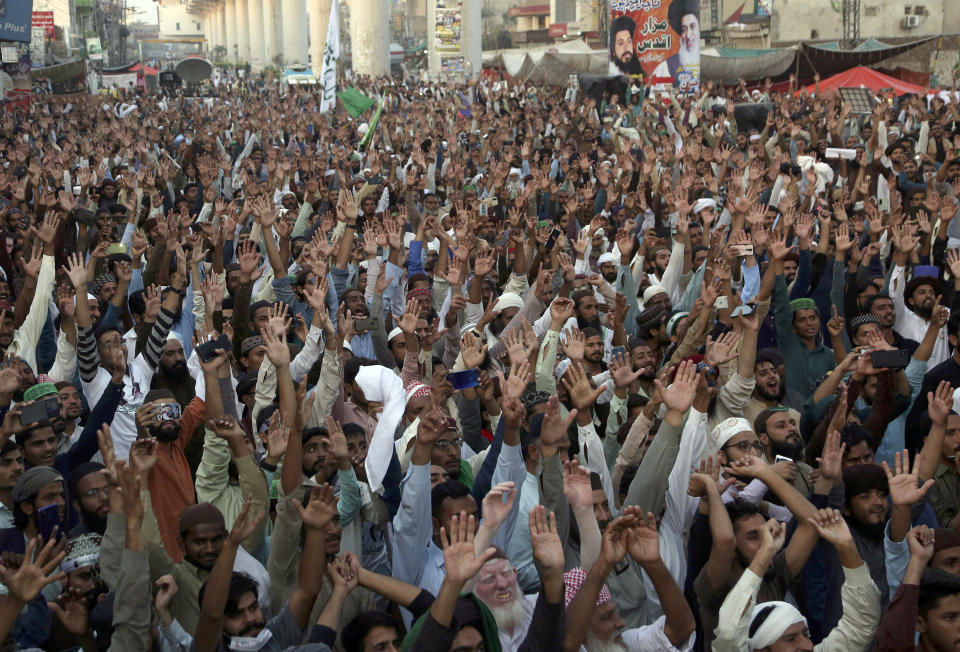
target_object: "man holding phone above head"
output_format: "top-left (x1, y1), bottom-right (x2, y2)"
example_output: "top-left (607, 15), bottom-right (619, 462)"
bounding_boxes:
top-left (12, 378), bottom-right (124, 478)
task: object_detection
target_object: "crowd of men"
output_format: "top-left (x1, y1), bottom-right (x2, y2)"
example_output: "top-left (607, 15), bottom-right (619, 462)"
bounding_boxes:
top-left (0, 69), bottom-right (959, 652)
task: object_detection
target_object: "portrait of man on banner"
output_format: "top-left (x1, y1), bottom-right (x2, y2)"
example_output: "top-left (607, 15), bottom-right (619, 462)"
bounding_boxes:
top-left (651, 0), bottom-right (701, 92)
top-left (609, 14), bottom-right (644, 76)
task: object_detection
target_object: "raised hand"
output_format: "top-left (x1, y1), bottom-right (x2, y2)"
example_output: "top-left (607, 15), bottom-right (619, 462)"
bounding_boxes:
top-left (0, 536), bottom-right (66, 604)
top-left (228, 496), bottom-right (266, 546)
top-left (560, 327), bottom-right (585, 361)
top-left (460, 330), bottom-right (488, 370)
top-left (806, 508), bottom-right (855, 549)
top-left (609, 351), bottom-right (643, 389)
top-left (62, 253), bottom-right (87, 289)
top-left (293, 483), bottom-right (338, 531)
top-left (906, 525), bottom-right (935, 566)
top-left (623, 507), bottom-right (661, 565)
top-left (928, 380), bottom-right (954, 427)
top-left (262, 321), bottom-right (291, 366)
top-left (657, 360), bottom-right (699, 416)
top-left (704, 331), bottom-right (739, 367)
top-left (128, 436), bottom-right (159, 476)
top-left (260, 412), bottom-right (290, 465)
top-left (481, 481), bottom-right (517, 530)
top-left (529, 505), bottom-right (565, 572)
top-left (539, 395), bottom-right (577, 451)
top-left (441, 511), bottom-right (497, 585)
top-left (562, 459), bottom-right (593, 511)
top-left (600, 514), bottom-right (636, 565)
top-left (883, 450), bottom-right (934, 507)
top-left (560, 362), bottom-right (607, 411)
top-left (815, 429), bottom-right (846, 485)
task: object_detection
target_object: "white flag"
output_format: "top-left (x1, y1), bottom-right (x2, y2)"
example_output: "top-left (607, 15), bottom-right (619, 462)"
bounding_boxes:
top-left (319, 0), bottom-right (339, 114)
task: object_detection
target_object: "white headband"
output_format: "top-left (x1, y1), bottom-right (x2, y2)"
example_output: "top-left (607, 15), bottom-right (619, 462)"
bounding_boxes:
top-left (748, 602), bottom-right (807, 650)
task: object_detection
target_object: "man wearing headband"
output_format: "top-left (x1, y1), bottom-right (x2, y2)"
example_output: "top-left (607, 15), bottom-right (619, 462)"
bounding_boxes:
top-left (714, 509), bottom-right (878, 651)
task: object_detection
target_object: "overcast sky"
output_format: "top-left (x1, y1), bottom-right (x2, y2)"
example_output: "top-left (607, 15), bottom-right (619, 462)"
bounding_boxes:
top-left (127, 0), bottom-right (160, 25)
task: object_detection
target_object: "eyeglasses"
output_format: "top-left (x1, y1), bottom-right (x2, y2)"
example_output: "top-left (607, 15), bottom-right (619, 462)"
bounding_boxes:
top-left (79, 486), bottom-right (110, 498)
top-left (724, 440), bottom-right (765, 454)
top-left (433, 438), bottom-right (463, 450)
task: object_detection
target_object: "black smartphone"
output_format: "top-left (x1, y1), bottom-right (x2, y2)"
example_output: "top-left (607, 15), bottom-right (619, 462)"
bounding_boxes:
top-left (871, 349), bottom-right (909, 370)
top-left (354, 316), bottom-right (377, 332)
top-left (197, 333), bottom-right (232, 362)
top-left (20, 396), bottom-right (61, 426)
top-left (653, 226), bottom-right (672, 240)
top-left (37, 504), bottom-right (62, 544)
top-left (545, 227), bottom-right (562, 252)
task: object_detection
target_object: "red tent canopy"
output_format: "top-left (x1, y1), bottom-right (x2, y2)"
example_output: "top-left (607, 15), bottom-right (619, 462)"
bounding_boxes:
top-left (128, 63), bottom-right (158, 75)
top-left (801, 66), bottom-right (928, 96)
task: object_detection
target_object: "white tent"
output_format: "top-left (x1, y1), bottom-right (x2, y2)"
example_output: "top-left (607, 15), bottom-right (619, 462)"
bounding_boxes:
top-left (482, 38), bottom-right (608, 83)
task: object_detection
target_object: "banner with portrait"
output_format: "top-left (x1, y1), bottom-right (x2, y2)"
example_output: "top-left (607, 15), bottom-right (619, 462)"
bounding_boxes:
top-left (609, 0), bottom-right (700, 94)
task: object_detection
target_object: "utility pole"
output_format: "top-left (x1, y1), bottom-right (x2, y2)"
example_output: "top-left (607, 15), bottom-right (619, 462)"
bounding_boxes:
top-left (841, 0), bottom-right (859, 48)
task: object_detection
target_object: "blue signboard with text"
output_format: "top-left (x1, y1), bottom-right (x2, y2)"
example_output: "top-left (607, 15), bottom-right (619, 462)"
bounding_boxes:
top-left (0, 0), bottom-right (34, 44)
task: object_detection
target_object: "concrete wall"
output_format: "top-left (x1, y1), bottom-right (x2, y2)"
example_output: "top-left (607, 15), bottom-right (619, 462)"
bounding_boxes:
top-left (158, 4), bottom-right (203, 36)
top-left (769, 0), bottom-right (946, 44)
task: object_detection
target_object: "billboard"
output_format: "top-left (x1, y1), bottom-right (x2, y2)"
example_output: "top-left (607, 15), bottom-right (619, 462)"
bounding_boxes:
top-left (86, 37), bottom-right (102, 60)
top-left (0, 0), bottom-right (34, 43)
top-left (435, 0), bottom-right (462, 55)
top-left (609, 0), bottom-right (700, 94)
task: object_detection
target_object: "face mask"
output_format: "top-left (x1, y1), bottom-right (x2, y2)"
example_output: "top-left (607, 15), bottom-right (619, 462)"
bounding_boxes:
top-left (228, 629), bottom-right (273, 651)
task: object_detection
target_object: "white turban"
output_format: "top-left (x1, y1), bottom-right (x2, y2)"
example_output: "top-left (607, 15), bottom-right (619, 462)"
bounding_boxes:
top-left (642, 285), bottom-right (668, 304)
top-left (354, 366), bottom-right (405, 492)
top-left (597, 252), bottom-right (618, 266)
top-left (748, 602), bottom-right (807, 650)
top-left (692, 198), bottom-right (717, 214)
top-left (494, 292), bottom-right (524, 313)
top-left (710, 417), bottom-right (753, 451)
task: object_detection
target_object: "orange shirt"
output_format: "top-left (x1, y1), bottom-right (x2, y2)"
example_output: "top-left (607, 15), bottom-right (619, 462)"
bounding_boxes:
top-left (148, 396), bottom-right (206, 562)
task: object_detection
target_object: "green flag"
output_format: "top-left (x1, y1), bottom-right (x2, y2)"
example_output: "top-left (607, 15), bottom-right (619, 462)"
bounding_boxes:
top-left (336, 87), bottom-right (375, 118)
top-left (359, 94), bottom-right (386, 150)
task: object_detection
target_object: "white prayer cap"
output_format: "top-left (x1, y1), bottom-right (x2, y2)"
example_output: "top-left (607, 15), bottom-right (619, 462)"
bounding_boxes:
top-left (597, 252), bottom-right (618, 265)
top-left (642, 285), bottom-right (668, 304)
top-left (494, 292), bottom-right (524, 313)
top-left (710, 417), bottom-right (754, 451)
top-left (388, 327), bottom-right (404, 342)
top-left (692, 198), bottom-right (717, 214)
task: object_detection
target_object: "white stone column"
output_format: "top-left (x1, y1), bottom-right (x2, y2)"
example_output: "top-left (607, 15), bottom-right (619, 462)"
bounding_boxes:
top-left (308, 0), bottom-right (332, 76)
top-left (236, 0), bottom-right (251, 64)
top-left (460, 0), bottom-right (481, 76)
top-left (350, 0), bottom-right (389, 76)
top-left (281, 0), bottom-right (309, 65)
top-left (248, 0), bottom-right (266, 70)
top-left (225, 0), bottom-right (239, 62)
top-left (262, 0), bottom-right (279, 69)
top-left (208, 9), bottom-right (220, 56)
top-left (219, 3), bottom-right (229, 58)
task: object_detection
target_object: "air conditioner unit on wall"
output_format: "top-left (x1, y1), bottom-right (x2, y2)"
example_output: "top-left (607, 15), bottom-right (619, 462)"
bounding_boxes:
top-left (902, 14), bottom-right (920, 28)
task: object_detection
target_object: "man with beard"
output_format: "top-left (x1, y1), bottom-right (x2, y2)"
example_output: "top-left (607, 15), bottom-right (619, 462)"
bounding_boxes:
top-left (0, 439), bottom-right (23, 529)
top-left (891, 264), bottom-right (951, 367)
top-left (68, 462), bottom-right (110, 535)
top-left (609, 15), bottom-right (643, 76)
top-left (627, 339), bottom-right (657, 398)
top-left (563, 510), bottom-right (696, 652)
top-left (635, 307), bottom-right (671, 367)
top-left (135, 341), bottom-right (226, 559)
top-left (866, 293), bottom-right (919, 354)
top-left (755, 407), bottom-right (812, 495)
top-left (55, 382), bottom-right (85, 450)
top-left (651, 0), bottom-right (701, 92)
top-left (597, 252), bottom-right (619, 285)
top-left (744, 356), bottom-right (802, 427)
